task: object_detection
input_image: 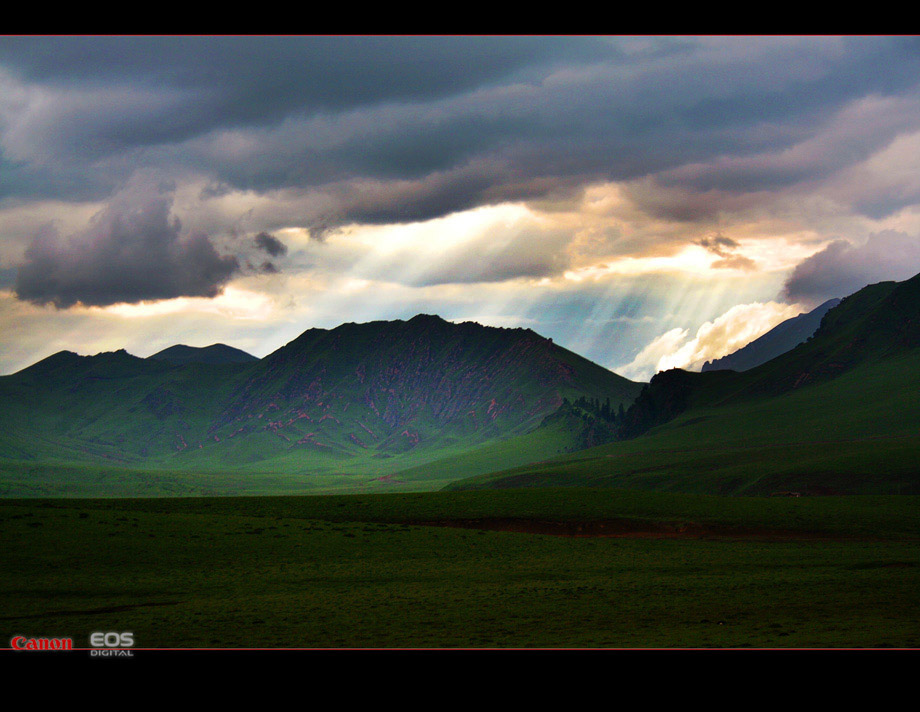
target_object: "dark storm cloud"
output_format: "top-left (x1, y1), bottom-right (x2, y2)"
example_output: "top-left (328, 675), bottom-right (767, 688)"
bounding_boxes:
top-left (783, 231), bottom-right (920, 305)
top-left (0, 36), bottom-right (610, 113)
top-left (694, 234), bottom-right (756, 271)
top-left (180, 37), bottom-right (920, 225)
top-left (311, 162), bottom-right (508, 226)
top-left (697, 234), bottom-right (740, 254)
top-left (14, 194), bottom-right (240, 308)
top-left (253, 232), bottom-right (287, 258)
top-left (3, 37), bottom-right (920, 226)
top-left (0, 36), bottom-right (612, 160)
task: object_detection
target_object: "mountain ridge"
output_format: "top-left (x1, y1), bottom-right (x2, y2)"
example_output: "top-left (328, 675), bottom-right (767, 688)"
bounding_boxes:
top-left (148, 343), bottom-right (258, 366)
top-left (0, 314), bottom-right (642, 493)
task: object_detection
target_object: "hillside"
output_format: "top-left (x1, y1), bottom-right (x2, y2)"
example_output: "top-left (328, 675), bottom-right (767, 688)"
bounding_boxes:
top-left (620, 276), bottom-right (916, 438)
top-left (450, 274), bottom-right (920, 495)
top-left (702, 298), bottom-right (840, 372)
top-left (0, 315), bottom-right (641, 496)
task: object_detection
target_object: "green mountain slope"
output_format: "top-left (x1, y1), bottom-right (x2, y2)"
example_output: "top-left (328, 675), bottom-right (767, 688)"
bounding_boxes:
top-left (449, 274), bottom-right (920, 495)
top-left (619, 275), bottom-right (919, 439)
top-left (0, 315), bottom-right (641, 495)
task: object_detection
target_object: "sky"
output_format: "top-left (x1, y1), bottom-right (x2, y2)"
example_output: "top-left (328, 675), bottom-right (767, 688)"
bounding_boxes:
top-left (2, 36), bottom-right (920, 380)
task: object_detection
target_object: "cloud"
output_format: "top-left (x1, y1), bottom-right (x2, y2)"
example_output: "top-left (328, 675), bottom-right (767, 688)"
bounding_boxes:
top-left (5, 38), bottom-right (920, 374)
top-left (618, 327), bottom-right (691, 382)
top-left (618, 301), bottom-right (802, 380)
top-left (318, 203), bottom-right (574, 287)
top-left (0, 246), bottom-right (786, 375)
top-left (822, 130), bottom-right (920, 219)
top-left (693, 232), bottom-right (757, 271)
top-left (253, 231), bottom-right (287, 257)
top-left (697, 234), bottom-right (739, 253)
top-left (783, 230), bottom-right (920, 304)
top-left (14, 187), bottom-right (239, 308)
top-left (661, 93), bottom-right (920, 197)
top-left (4, 37), bottom-right (920, 228)
top-left (711, 254), bottom-right (757, 271)
top-left (0, 37), bottom-right (609, 150)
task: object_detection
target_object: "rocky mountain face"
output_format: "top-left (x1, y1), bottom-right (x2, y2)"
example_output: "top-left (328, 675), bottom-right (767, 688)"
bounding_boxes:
top-left (0, 315), bottom-right (641, 467)
top-left (209, 314), bottom-right (640, 456)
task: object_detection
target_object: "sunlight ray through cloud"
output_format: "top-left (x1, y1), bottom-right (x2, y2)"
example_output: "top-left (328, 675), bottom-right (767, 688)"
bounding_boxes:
top-left (2, 37), bottom-right (920, 377)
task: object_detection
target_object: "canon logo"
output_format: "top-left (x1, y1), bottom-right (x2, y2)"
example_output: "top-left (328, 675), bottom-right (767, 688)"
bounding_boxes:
top-left (10, 636), bottom-right (73, 651)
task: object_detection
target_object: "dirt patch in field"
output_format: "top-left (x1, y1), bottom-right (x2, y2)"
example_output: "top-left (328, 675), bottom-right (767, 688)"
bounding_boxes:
top-left (0, 601), bottom-right (179, 621)
top-left (408, 518), bottom-right (849, 540)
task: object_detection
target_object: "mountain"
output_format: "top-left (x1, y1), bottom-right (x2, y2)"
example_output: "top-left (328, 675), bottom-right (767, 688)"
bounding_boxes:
top-left (702, 298), bottom-right (841, 372)
top-left (148, 343), bottom-right (258, 365)
top-left (0, 315), bottom-right (641, 496)
top-left (450, 274), bottom-right (920, 495)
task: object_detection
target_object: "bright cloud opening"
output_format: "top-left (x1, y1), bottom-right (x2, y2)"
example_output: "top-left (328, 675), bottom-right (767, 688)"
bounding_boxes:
top-left (617, 301), bottom-right (804, 381)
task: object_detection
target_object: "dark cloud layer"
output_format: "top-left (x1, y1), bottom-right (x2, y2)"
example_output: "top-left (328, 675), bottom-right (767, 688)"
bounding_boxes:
top-left (783, 231), bottom-right (920, 304)
top-left (0, 36), bottom-right (610, 167)
top-left (695, 233), bottom-right (756, 271)
top-left (14, 195), bottom-right (239, 308)
top-left (253, 232), bottom-right (287, 258)
top-left (0, 36), bottom-right (608, 127)
top-left (4, 37), bottom-right (920, 316)
top-left (3, 37), bottom-right (920, 225)
top-left (697, 234), bottom-right (740, 254)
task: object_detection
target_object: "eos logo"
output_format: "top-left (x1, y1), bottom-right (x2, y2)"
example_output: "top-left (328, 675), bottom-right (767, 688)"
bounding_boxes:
top-left (89, 631), bottom-right (135, 657)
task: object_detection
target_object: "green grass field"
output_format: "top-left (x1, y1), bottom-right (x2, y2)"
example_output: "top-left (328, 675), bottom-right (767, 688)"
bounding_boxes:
top-left (0, 414), bottom-right (587, 498)
top-left (3, 489), bottom-right (918, 648)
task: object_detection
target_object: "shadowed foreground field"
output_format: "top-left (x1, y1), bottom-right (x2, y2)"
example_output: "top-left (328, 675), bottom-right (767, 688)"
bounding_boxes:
top-left (2, 489), bottom-right (919, 648)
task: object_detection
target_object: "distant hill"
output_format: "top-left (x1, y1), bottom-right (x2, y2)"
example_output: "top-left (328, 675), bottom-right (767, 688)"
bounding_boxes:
top-left (148, 343), bottom-right (258, 365)
top-left (702, 298), bottom-right (841, 372)
top-left (451, 274), bottom-right (920, 495)
top-left (0, 314), bottom-right (641, 495)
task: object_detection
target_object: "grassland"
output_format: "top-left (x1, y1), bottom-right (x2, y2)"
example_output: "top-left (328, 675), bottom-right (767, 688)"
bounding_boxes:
top-left (0, 413), bottom-right (589, 498)
top-left (2, 489), bottom-right (918, 648)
